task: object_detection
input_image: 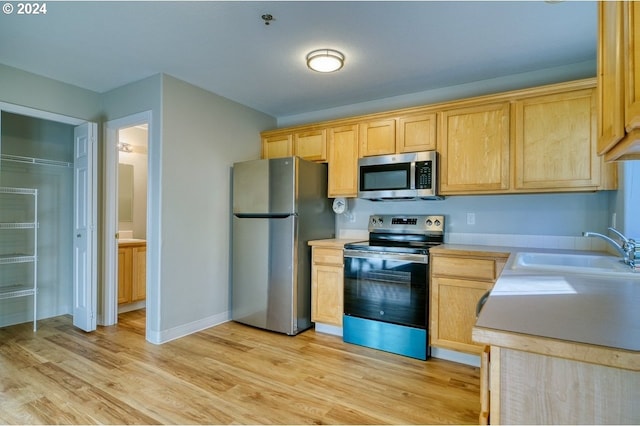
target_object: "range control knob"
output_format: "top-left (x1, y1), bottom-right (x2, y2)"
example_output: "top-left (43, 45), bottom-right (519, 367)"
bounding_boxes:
top-left (426, 219), bottom-right (433, 226)
top-left (434, 219), bottom-right (441, 226)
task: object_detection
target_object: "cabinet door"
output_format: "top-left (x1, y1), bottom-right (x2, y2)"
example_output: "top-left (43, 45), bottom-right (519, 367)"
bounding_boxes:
top-left (311, 264), bottom-right (344, 326)
top-left (359, 119), bottom-right (396, 157)
top-left (294, 129), bottom-right (326, 161)
top-left (515, 89), bottom-right (600, 190)
top-left (262, 134), bottom-right (293, 159)
top-left (625, 2), bottom-right (640, 131)
top-left (430, 276), bottom-right (491, 354)
top-left (439, 102), bottom-right (510, 194)
top-left (131, 245), bottom-right (146, 302)
top-left (598, 1), bottom-right (625, 155)
top-left (117, 247), bottom-right (132, 304)
top-left (398, 112), bottom-right (437, 153)
top-left (328, 125), bottom-right (359, 197)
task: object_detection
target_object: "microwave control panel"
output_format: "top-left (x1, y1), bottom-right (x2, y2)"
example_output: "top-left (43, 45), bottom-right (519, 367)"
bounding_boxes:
top-left (415, 161), bottom-right (432, 189)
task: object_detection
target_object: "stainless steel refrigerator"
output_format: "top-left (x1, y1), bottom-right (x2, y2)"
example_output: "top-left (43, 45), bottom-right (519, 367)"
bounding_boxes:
top-left (231, 156), bottom-right (335, 335)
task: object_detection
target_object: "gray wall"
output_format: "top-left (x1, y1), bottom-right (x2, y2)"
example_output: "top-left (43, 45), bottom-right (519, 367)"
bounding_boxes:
top-left (0, 63), bottom-right (101, 121)
top-left (338, 191), bottom-right (614, 238)
top-left (159, 75), bottom-right (275, 334)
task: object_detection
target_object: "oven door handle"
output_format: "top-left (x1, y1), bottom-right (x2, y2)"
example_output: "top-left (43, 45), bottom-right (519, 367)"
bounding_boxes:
top-left (344, 249), bottom-right (429, 264)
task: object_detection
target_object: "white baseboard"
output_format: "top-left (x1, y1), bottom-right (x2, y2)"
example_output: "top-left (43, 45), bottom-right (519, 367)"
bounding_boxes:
top-left (0, 305), bottom-right (70, 328)
top-left (314, 322), bottom-right (343, 336)
top-left (431, 347), bottom-right (480, 367)
top-left (146, 310), bottom-right (231, 345)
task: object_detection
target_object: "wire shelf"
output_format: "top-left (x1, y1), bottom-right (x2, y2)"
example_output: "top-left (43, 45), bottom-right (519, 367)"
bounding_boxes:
top-left (0, 222), bottom-right (37, 230)
top-left (0, 285), bottom-right (36, 300)
top-left (1, 154), bottom-right (72, 168)
top-left (0, 254), bottom-right (36, 265)
top-left (0, 186), bottom-right (38, 195)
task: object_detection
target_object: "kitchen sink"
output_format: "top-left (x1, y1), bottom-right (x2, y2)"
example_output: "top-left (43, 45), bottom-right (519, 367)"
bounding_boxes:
top-left (511, 252), bottom-right (639, 277)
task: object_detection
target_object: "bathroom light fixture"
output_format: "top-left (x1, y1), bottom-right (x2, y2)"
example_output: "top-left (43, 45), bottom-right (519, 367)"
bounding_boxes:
top-left (306, 49), bottom-right (344, 73)
top-left (118, 142), bottom-right (133, 153)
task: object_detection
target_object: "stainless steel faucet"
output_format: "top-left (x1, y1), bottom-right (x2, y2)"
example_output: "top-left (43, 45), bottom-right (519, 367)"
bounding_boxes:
top-left (583, 227), bottom-right (639, 270)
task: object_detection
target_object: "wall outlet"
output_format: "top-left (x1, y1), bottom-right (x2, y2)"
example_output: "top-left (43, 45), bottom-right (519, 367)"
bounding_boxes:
top-left (467, 212), bottom-right (476, 225)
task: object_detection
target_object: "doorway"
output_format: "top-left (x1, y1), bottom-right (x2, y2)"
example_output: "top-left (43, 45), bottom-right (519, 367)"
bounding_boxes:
top-left (0, 103), bottom-right (98, 332)
top-left (103, 112), bottom-right (151, 328)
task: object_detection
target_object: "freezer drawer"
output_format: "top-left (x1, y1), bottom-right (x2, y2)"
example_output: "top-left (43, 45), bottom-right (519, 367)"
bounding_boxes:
top-left (232, 215), bottom-right (302, 335)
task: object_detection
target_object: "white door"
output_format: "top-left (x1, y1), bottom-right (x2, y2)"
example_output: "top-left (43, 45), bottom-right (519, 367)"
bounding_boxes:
top-left (73, 122), bottom-right (98, 332)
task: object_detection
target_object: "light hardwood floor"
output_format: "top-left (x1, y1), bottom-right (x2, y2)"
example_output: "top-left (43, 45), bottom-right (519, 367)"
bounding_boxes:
top-left (0, 310), bottom-right (481, 424)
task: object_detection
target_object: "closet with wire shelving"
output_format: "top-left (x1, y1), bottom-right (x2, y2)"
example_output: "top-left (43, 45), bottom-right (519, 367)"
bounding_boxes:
top-left (0, 111), bottom-right (75, 329)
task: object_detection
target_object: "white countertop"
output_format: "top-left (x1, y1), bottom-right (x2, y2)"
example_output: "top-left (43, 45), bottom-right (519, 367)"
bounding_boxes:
top-left (475, 248), bottom-right (640, 352)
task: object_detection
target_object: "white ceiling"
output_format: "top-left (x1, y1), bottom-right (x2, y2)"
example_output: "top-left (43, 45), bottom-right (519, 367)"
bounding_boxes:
top-left (0, 1), bottom-right (597, 119)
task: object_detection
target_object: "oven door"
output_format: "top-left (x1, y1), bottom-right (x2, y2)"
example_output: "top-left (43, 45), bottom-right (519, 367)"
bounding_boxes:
top-left (343, 249), bottom-right (428, 329)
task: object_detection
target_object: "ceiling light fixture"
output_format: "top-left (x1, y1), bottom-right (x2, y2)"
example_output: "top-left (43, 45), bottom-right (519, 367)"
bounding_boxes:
top-left (306, 49), bottom-right (345, 73)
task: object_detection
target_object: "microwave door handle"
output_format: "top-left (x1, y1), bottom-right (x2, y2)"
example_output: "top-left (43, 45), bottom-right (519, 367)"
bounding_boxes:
top-left (410, 161), bottom-right (416, 190)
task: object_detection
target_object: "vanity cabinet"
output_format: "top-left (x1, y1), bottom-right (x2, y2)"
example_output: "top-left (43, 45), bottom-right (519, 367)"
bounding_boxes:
top-left (438, 102), bottom-right (511, 194)
top-left (310, 245), bottom-right (346, 327)
top-left (598, 1), bottom-right (640, 160)
top-left (327, 124), bottom-right (359, 198)
top-left (118, 241), bottom-right (146, 305)
top-left (429, 248), bottom-right (508, 355)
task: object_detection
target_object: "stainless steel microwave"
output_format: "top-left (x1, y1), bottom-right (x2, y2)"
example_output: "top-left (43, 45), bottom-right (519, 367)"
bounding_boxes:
top-left (358, 151), bottom-right (440, 200)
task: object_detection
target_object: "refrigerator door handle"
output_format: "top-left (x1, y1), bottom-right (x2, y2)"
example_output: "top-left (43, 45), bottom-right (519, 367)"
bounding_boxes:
top-left (234, 213), bottom-right (294, 219)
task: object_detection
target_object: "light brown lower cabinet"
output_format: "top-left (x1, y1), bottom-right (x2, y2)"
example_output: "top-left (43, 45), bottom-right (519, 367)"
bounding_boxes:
top-left (429, 249), bottom-right (508, 354)
top-left (118, 241), bottom-right (146, 305)
top-left (479, 345), bottom-right (491, 425)
top-left (478, 344), bottom-right (639, 424)
top-left (310, 246), bottom-right (344, 326)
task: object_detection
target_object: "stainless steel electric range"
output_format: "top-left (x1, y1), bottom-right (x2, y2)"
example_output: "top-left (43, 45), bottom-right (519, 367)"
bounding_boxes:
top-left (343, 215), bottom-right (445, 360)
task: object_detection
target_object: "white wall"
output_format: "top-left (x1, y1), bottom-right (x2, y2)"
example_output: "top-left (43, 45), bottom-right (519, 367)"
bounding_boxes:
top-left (158, 75), bottom-right (275, 339)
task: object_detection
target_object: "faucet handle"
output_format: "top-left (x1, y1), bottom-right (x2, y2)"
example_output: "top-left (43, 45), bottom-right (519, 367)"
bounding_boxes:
top-left (608, 227), bottom-right (630, 243)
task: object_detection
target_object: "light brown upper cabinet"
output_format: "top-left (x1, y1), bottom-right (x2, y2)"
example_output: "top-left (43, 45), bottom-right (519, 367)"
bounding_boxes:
top-left (262, 133), bottom-right (292, 159)
top-left (438, 102), bottom-right (511, 194)
top-left (262, 129), bottom-right (326, 161)
top-left (514, 88), bottom-right (601, 190)
top-left (359, 118), bottom-right (396, 157)
top-left (328, 124), bottom-right (359, 197)
top-left (294, 129), bottom-right (327, 162)
top-left (598, 1), bottom-right (640, 160)
top-left (260, 78), bottom-right (616, 196)
top-left (398, 112), bottom-right (437, 153)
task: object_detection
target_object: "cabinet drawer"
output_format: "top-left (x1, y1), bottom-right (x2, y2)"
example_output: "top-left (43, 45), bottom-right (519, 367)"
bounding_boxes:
top-left (431, 256), bottom-right (497, 281)
top-left (313, 247), bottom-right (343, 266)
